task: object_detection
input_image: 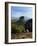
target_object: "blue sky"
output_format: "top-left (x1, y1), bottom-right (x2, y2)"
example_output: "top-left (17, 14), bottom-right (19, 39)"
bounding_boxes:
top-left (11, 6), bottom-right (32, 19)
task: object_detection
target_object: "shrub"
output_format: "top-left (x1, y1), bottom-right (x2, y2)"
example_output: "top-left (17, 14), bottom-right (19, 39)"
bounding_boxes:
top-left (11, 23), bottom-right (25, 33)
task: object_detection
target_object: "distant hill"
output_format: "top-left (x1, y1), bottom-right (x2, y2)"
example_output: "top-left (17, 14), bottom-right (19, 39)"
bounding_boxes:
top-left (11, 16), bottom-right (32, 23)
top-left (26, 19), bottom-right (32, 23)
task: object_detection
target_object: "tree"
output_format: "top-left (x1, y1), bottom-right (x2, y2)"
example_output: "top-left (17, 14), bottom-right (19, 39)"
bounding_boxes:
top-left (18, 16), bottom-right (24, 25)
top-left (19, 16), bottom-right (24, 21)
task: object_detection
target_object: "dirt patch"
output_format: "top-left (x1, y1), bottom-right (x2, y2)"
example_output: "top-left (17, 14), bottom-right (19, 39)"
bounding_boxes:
top-left (11, 32), bottom-right (32, 39)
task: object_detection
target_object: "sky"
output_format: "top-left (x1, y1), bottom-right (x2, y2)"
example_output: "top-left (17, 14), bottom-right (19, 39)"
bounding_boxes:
top-left (11, 6), bottom-right (32, 19)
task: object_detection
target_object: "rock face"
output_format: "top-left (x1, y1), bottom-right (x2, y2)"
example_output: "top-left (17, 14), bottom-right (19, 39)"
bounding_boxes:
top-left (25, 19), bottom-right (32, 32)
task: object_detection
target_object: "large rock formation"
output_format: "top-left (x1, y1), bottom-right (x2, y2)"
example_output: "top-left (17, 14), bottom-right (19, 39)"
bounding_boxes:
top-left (25, 19), bottom-right (32, 32)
